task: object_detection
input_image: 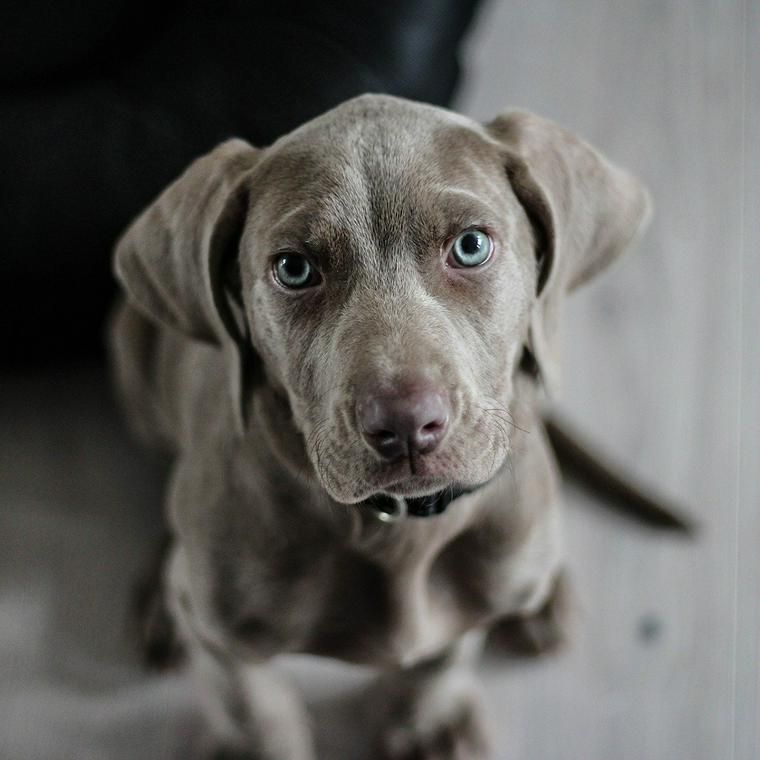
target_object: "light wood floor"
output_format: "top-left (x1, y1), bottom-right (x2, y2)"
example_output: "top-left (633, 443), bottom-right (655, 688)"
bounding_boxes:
top-left (459, 1), bottom-right (758, 757)
top-left (1, 2), bottom-right (756, 759)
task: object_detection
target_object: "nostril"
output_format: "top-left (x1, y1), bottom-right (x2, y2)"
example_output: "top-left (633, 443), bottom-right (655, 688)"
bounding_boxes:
top-left (414, 414), bottom-right (448, 454)
top-left (356, 383), bottom-right (451, 460)
top-left (363, 427), bottom-right (405, 461)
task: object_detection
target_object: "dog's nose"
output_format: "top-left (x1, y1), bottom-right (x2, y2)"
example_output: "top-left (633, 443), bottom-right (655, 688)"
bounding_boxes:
top-left (357, 385), bottom-right (450, 460)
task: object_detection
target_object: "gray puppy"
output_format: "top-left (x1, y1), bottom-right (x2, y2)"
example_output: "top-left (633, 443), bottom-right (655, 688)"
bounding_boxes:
top-left (111, 94), bottom-right (650, 759)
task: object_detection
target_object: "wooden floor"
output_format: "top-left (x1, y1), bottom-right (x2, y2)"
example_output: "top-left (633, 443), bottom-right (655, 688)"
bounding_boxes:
top-left (459, 1), bottom-right (758, 757)
top-left (1, 2), bottom-right (756, 759)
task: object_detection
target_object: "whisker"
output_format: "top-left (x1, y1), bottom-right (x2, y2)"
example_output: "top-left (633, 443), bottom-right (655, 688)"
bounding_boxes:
top-left (480, 395), bottom-right (531, 435)
top-left (479, 408), bottom-right (530, 435)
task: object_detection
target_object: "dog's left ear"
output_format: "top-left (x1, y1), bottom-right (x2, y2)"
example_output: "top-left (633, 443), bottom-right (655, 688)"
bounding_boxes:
top-left (114, 139), bottom-right (259, 434)
top-left (486, 111), bottom-right (652, 396)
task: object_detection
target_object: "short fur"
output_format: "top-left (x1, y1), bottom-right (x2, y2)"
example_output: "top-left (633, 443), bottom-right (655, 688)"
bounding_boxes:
top-left (110, 94), bottom-right (650, 759)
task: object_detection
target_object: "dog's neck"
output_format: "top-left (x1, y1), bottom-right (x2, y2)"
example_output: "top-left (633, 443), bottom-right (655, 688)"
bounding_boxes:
top-left (362, 482), bottom-right (488, 522)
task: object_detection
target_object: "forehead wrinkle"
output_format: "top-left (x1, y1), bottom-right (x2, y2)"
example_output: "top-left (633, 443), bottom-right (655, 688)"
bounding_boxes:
top-left (341, 122), bottom-right (429, 249)
top-left (262, 158), bottom-right (375, 259)
top-left (433, 187), bottom-right (502, 219)
top-left (266, 202), bottom-right (313, 242)
top-left (368, 179), bottom-right (437, 271)
top-left (308, 175), bottom-right (376, 272)
top-left (267, 131), bottom-right (449, 279)
top-left (303, 151), bottom-right (415, 277)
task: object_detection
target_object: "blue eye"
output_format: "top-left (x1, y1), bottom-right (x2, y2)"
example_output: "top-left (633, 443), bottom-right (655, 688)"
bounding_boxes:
top-left (274, 253), bottom-right (321, 289)
top-left (449, 230), bottom-right (493, 268)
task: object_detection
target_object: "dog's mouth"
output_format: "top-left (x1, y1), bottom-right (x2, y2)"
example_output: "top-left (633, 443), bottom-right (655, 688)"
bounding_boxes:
top-left (379, 480), bottom-right (450, 498)
top-left (310, 436), bottom-right (511, 505)
top-left (361, 468), bottom-right (500, 520)
top-left (361, 457), bottom-right (460, 499)
top-left (372, 472), bottom-right (451, 498)
top-left (357, 454), bottom-right (504, 519)
top-left (305, 408), bottom-right (511, 505)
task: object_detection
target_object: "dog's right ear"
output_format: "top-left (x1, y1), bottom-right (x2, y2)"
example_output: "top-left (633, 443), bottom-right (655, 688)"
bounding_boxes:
top-left (485, 112), bottom-right (651, 397)
top-left (114, 139), bottom-right (259, 434)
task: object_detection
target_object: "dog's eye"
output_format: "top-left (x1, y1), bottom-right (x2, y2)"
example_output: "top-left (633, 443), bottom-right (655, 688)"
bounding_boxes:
top-left (448, 230), bottom-right (493, 268)
top-left (274, 253), bottom-right (321, 289)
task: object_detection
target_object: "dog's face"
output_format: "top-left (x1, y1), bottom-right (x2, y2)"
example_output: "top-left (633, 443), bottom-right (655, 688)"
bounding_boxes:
top-left (241, 100), bottom-right (534, 502)
top-left (115, 95), bottom-right (650, 505)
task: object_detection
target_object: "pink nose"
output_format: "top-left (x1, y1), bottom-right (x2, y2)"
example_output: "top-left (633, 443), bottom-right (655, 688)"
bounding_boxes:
top-left (356, 383), bottom-right (450, 460)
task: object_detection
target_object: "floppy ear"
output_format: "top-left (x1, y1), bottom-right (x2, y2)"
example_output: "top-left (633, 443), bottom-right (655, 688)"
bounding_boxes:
top-left (486, 111), bottom-right (652, 396)
top-left (114, 139), bottom-right (259, 434)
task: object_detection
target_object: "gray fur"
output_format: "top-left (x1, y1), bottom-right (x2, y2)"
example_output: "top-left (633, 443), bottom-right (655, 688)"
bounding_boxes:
top-left (110, 94), bottom-right (650, 759)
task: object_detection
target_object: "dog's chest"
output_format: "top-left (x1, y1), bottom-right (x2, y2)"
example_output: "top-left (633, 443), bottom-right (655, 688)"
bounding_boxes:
top-left (305, 552), bottom-right (488, 665)
top-left (217, 510), bottom-right (524, 667)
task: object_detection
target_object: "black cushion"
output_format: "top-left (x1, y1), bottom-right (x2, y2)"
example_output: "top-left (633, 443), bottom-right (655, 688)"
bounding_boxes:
top-left (0, 0), bottom-right (482, 364)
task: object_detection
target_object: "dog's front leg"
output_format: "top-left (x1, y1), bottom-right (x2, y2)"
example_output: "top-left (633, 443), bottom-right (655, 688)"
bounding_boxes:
top-left (193, 647), bottom-right (314, 760)
top-left (371, 631), bottom-right (491, 760)
top-left (167, 548), bottom-right (315, 760)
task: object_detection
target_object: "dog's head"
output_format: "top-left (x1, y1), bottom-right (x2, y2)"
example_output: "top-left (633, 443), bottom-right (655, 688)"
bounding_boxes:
top-left (115, 95), bottom-right (650, 503)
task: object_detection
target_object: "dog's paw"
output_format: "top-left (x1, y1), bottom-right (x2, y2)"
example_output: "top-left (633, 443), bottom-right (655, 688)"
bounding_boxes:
top-left (488, 571), bottom-right (571, 657)
top-left (132, 537), bottom-right (186, 670)
top-left (377, 692), bottom-right (490, 760)
top-left (135, 579), bottom-right (186, 669)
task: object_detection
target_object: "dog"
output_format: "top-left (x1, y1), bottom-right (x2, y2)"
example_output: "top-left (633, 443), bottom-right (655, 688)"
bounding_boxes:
top-left (110, 94), bottom-right (652, 759)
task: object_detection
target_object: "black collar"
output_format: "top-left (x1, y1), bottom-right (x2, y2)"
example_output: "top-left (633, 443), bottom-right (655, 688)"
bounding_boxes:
top-left (363, 482), bottom-right (485, 522)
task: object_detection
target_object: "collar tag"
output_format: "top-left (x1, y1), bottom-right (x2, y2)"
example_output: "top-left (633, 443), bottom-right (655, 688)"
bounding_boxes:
top-left (373, 496), bottom-right (408, 523)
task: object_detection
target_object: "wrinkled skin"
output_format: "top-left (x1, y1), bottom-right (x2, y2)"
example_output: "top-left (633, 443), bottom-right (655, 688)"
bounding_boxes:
top-left (241, 99), bottom-right (535, 503)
